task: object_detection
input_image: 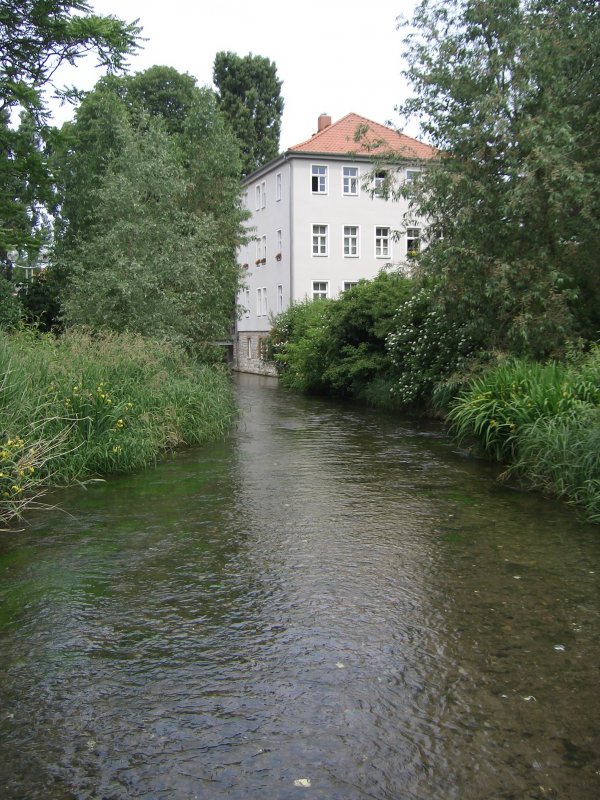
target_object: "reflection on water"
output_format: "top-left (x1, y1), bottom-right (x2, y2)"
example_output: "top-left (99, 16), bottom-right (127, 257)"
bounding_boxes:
top-left (0, 373), bottom-right (598, 799)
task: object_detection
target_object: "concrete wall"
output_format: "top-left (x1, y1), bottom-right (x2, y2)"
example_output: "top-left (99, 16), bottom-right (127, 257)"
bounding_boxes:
top-left (233, 331), bottom-right (278, 376)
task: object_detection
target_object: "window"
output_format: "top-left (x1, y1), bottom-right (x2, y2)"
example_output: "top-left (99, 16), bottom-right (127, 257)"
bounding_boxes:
top-left (276, 172), bottom-right (282, 201)
top-left (311, 165), bottom-right (327, 194)
top-left (343, 281), bottom-right (358, 292)
top-left (276, 229), bottom-right (282, 258)
top-left (247, 337), bottom-right (252, 358)
top-left (343, 225), bottom-right (359, 257)
top-left (312, 224), bottom-right (328, 256)
top-left (245, 288), bottom-right (250, 316)
top-left (255, 185), bottom-right (261, 210)
top-left (406, 227), bottom-right (421, 257)
top-left (258, 337), bottom-right (270, 361)
top-left (406, 169), bottom-right (420, 183)
top-left (343, 166), bottom-right (358, 196)
top-left (256, 287), bottom-right (268, 316)
top-left (374, 171), bottom-right (387, 195)
top-left (312, 281), bottom-right (329, 300)
top-left (277, 284), bottom-right (283, 312)
top-left (375, 226), bottom-right (390, 258)
top-left (261, 180), bottom-right (266, 208)
top-left (261, 234), bottom-right (267, 263)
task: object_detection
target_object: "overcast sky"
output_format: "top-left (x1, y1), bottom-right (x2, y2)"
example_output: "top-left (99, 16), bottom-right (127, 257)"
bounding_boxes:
top-left (50, 0), bottom-right (421, 149)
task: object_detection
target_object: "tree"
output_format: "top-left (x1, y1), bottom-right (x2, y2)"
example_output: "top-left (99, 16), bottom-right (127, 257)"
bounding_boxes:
top-left (397, 0), bottom-right (600, 357)
top-left (55, 68), bottom-right (246, 350)
top-left (213, 52), bottom-right (284, 175)
top-left (0, 0), bottom-right (140, 267)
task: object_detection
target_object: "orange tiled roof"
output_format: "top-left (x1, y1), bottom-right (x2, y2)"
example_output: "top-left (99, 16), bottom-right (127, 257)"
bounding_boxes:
top-left (289, 113), bottom-right (436, 160)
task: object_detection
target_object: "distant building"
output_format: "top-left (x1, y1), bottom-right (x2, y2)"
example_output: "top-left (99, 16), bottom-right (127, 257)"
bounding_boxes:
top-left (234, 112), bottom-right (436, 374)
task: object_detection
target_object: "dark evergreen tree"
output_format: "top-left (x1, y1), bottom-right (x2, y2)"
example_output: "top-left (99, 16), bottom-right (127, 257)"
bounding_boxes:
top-left (213, 51), bottom-right (284, 176)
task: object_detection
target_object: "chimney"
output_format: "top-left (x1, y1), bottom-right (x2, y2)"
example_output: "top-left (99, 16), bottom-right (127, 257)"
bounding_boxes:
top-left (317, 113), bottom-right (332, 133)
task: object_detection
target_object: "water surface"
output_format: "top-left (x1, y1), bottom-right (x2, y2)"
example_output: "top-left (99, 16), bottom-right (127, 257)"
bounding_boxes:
top-left (0, 373), bottom-right (598, 799)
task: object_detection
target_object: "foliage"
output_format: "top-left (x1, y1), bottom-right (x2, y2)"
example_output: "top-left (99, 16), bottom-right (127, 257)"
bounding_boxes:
top-left (0, 328), bottom-right (236, 527)
top-left (0, 0), bottom-right (140, 266)
top-left (397, 0), bottom-right (600, 356)
top-left (270, 272), bottom-right (413, 401)
top-left (0, 276), bottom-right (22, 330)
top-left (213, 51), bottom-right (284, 175)
top-left (53, 68), bottom-right (246, 348)
top-left (386, 281), bottom-right (477, 409)
top-left (446, 347), bottom-right (600, 521)
top-left (269, 299), bottom-right (332, 393)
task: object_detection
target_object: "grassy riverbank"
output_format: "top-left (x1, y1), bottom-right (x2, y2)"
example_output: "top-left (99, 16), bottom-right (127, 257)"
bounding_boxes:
top-left (446, 349), bottom-right (600, 523)
top-left (0, 329), bottom-right (235, 527)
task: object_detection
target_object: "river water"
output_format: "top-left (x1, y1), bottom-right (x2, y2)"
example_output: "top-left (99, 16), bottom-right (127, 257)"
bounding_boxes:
top-left (0, 373), bottom-right (599, 800)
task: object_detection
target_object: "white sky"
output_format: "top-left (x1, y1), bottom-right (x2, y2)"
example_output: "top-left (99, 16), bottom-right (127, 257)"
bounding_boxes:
top-left (49, 0), bottom-right (421, 149)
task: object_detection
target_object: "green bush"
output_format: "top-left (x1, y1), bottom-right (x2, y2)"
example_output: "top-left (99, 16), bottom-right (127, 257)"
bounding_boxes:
top-left (386, 284), bottom-right (475, 409)
top-left (0, 328), bottom-right (236, 526)
top-left (270, 271), bottom-right (412, 401)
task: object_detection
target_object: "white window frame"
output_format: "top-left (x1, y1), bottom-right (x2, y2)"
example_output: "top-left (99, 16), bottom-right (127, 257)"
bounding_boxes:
top-left (312, 223), bottom-right (328, 256)
top-left (256, 287), bottom-right (262, 315)
top-left (261, 234), bottom-right (267, 263)
top-left (375, 226), bottom-right (391, 258)
top-left (343, 225), bottom-right (359, 257)
top-left (261, 180), bottom-right (266, 208)
top-left (311, 165), bottom-right (327, 194)
top-left (312, 280), bottom-right (329, 300)
top-left (247, 337), bottom-right (252, 358)
top-left (406, 169), bottom-right (421, 183)
top-left (276, 172), bottom-right (282, 201)
top-left (406, 227), bottom-right (421, 257)
top-left (261, 286), bottom-right (268, 316)
top-left (342, 166), bottom-right (359, 196)
top-left (277, 284), bottom-right (283, 313)
top-left (374, 170), bottom-right (386, 196)
top-left (245, 288), bottom-right (250, 316)
top-left (255, 185), bottom-right (261, 210)
top-left (343, 281), bottom-right (358, 292)
top-left (276, 228), bottom-right (282, 256)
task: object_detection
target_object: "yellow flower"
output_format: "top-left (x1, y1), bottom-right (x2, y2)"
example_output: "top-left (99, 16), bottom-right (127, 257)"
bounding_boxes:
top-left (11, 485), bottom-right (23, 493)
top-left (115, 419), bottom-right (124, 429)
top-left (112, 445), bottom-right (122, 454)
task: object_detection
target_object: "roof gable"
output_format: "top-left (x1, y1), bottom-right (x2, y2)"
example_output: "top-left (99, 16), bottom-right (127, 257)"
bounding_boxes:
top-left (289, 113), bottom-right (436, 160)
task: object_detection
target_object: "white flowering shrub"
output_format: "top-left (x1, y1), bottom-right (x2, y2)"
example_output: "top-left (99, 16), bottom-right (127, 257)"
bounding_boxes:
top-left (386, 286), bottom-right (474, 408)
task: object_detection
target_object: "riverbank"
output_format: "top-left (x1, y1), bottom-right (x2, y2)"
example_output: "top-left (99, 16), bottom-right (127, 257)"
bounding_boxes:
top-left (0, 329), bottom-right (236, 527)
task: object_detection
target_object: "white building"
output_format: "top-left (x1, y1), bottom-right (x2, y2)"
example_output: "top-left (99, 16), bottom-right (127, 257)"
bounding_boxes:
top-left (234, 112), bottom-right (436, 374)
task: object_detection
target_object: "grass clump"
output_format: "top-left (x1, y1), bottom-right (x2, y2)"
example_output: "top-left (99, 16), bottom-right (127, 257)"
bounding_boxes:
top-left (446, 346), bottom-right (600, 521)
top-left (0, 328), bottom-right (235, 526)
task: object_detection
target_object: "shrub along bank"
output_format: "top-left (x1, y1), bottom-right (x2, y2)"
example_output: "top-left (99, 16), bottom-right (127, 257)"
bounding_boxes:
top-left (269, 279), bottom-right (599, 523)
top-left (0, 329), bottom-right (236, 527)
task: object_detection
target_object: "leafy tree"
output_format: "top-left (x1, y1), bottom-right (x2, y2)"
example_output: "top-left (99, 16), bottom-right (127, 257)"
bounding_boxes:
top-left (396, 0), bottom-right (600, 357)
top-left (0, 0), bottom-right (140, 267)
top-left (213, 52), bottom-right (284, 175)
top-left (55, 69), bottom-right (246, 350)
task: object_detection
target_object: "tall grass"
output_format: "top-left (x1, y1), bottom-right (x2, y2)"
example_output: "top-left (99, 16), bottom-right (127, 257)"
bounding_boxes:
top-left (0, 329), bottom-right (235, 527)
top-left (446, 346), bottom-right (600, 522)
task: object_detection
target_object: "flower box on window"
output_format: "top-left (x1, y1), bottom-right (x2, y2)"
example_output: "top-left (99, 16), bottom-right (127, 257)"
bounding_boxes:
top-left (255, 259), bottom-right (261, 266)
top-left (242, 263), bottom-right (249, 269)
top-left (275, 253), bottom-right (282, 261)
top-left (260, 258), bottom-right (267, 264)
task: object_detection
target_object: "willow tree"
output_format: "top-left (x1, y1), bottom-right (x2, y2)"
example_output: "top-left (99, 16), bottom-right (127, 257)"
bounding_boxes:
top-left (397, 0), bottom-right (600, 356)
top-left (55, 69), bottom-right (246, 351)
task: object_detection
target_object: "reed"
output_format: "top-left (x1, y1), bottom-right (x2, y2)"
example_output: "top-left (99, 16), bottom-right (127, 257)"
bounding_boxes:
top-left (0, 329), bottom-right (235, 526)
top-left (446, 346), bottom-right (600, 521)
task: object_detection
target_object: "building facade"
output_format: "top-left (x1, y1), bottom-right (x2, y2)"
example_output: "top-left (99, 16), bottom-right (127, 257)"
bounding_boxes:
top-left (234, 113), bottom-right (436, 374)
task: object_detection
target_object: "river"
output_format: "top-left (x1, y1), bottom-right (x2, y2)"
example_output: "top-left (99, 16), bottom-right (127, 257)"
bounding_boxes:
top-left (0, 373), bottom-right (599, 799)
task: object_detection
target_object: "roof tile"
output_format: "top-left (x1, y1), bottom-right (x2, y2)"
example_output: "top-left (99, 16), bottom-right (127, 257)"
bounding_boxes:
top-left (289, 112), bottom-right (436, 160)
